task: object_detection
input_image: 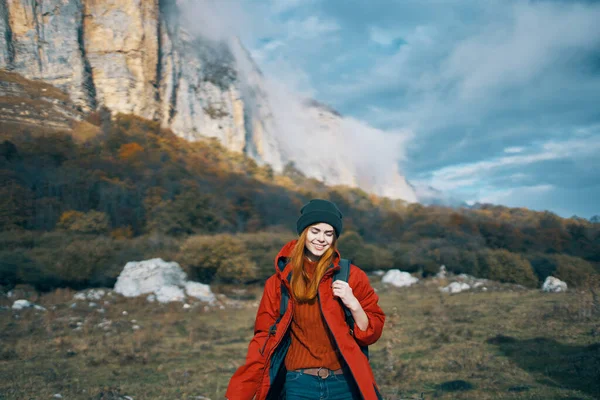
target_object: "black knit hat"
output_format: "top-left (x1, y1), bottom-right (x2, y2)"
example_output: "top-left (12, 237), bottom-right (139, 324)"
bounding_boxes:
top-left (296, 199), bottom-right (343, 237)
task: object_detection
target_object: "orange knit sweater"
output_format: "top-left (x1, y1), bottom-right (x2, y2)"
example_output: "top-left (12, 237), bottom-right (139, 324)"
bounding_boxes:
top-left (284, 258), bottom-right (343, 371)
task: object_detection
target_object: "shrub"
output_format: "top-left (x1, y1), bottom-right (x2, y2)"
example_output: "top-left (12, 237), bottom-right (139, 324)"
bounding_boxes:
top-left (478, 249), bottom-right (538, 287)
top-left (177, 234), bottom-right (256, 283)
top-left (337, 231), bottom-right (364, 262)
top-left (354, 243), bottom-right (394, 272)
top-left (527, 253), bottom-right (598, 287)
top-left (57, 210), bottom-right (110, 234)
top-left (27, 236), bottom-right (118, 289)
top-left (551, 254), bottom-right (598, 288)
top-left (237, 231), bottom-right (295, 281)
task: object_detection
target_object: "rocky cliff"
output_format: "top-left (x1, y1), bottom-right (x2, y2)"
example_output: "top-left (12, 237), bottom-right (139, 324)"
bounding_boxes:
top-left (0, 0), bottom-right (417, 202)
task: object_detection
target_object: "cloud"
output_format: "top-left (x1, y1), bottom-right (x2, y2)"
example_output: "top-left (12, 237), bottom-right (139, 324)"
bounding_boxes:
top-left (177, 0), bottom-right (600, 216)
top-left (504, 147), bottom-right (524, 154)
top-left (286, 15), bottom-right (340, 39)
top-left (368, 26), bottom-right (405, 47)
top-left (423, 135), bottom-right (600, 191)
top-left (442, 3), bottom-right (600, 101)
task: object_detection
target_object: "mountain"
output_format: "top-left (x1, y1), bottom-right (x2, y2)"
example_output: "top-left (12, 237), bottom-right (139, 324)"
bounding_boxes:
top-left (0, 0), bottom-right (417, 202)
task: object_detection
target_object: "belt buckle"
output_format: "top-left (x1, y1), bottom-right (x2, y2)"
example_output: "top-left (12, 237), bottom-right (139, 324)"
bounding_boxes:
top-left (317, 367), bottom-right (329, 379)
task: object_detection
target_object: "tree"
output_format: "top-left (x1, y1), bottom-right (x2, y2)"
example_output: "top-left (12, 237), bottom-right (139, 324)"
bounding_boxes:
top-left (479, 249), bottom-right (538, 287)
top-left (57, 210), bottom-right (110, 234)
top-left (177, 234), bottom-right (257, 283)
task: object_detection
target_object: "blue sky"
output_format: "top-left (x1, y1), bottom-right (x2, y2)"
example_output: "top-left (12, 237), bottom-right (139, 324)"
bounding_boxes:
top-left (192, 0), bottom-right (600, 218)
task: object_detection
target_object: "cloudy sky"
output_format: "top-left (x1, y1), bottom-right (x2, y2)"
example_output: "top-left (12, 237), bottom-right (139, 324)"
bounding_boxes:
top-left (191, 0), bottom-right (600, 218)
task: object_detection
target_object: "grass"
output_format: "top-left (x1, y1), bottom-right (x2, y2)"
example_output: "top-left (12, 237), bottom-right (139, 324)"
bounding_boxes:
top-left (0, 279), bottom-right (598, 400)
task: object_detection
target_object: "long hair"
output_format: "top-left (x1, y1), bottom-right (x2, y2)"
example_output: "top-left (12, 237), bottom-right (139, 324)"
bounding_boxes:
top-left (289, 227), bottom-right (337, 302)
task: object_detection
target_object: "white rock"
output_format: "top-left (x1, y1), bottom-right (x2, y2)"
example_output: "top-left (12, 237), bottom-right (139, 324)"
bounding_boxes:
top-left (114, 258), bottom-right (187, 298)
top-left (542, 276), bottom-right (568, 293)
top-left (86, 289), bottom-right (106, 301)
top-left (7, 290), bottom-right (14, 298)
top-left (97, 308), bottom-right (105, 313)
top-left (155, 285), bottom-right (186, 303)
top-left (53, 394), bottom-right (63, 399)
top-left (33, 305), bottom-right (47, 311)
top-left (146, 294), bottom-right (156, 302)
top-left (132, 325), bottom-right (140, 330)
top-left (185, 281), bottom-right (216, 303)
top-left (88, 302), bottom-right (97, 308)
top-left (372, 270), bottom-right (385, 276)
top-left (122, 311), bottom-right (128, 315)
top-left (97, 319), bottom-right (111, 330)
top-left (70, 303), bottom-right (77, 308)
top-left (74, 293), bottom-right (87, 300)
top-left (381, 270), bottom-right (419, 288)
top-left (436, 265), bottom-right (447, 279)
top-left (440, 282), bottom-right (471, 294)
top-left (12, 300), bottom-right (33, 310)
top-left (183, 303), bottom-right (191, 309)
top-left (131, 319), bottom-right (137, 323)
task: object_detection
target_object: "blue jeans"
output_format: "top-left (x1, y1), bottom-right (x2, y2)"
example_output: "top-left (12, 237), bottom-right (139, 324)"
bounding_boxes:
top-left (284, 370), bottom-right (361, 399)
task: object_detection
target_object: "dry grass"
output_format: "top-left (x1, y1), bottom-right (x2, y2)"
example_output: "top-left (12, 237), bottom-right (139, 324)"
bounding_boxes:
top-left (0, 280), bottom-right (598, 400)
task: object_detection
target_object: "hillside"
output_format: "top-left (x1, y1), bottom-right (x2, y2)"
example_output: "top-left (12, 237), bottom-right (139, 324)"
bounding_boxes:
top-left (0, 0), bottom-right (417, 202)
top-left (0, 83), bottom-right (599, 293)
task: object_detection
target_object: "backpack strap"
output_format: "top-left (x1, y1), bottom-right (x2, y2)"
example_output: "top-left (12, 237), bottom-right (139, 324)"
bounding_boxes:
top-left (335, 258), bottom-right (355, 332)
top-left (278, 271), bottom-right (292, 323)
top-left (335, 258), bottom-right (370, 359)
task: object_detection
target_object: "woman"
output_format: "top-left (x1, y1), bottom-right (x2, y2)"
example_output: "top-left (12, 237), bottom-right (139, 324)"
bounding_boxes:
top-left (226, 199), bottom-right (385, 400)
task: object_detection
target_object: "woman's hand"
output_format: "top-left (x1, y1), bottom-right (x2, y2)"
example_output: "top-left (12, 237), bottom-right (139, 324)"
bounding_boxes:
top-left (332, 280), bottom-right (369, 331)
top-left (332, 280), bottom-right (360, 311)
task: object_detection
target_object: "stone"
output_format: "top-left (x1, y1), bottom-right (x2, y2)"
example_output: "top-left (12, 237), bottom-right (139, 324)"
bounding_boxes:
top-left (114, 258), bottom-right (187, 298)
top-left (12, 299), bottom-right (31, 309)
top-left (154, 285), bottom-right (185, 303)
top-left (440, 282), bottom-right (471, 294)
top-left (381, 270), bottom-right (419, 288)
top-left (542, 276), bottom-right (568, 293)
top-left (185, 281), bottom-right (215, 303)
top-left (436, 265), bottom-right (447, 279)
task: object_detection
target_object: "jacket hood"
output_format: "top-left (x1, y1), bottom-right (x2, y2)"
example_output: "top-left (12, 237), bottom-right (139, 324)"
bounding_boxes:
top-left (273, 239), bottom-right (341, 282)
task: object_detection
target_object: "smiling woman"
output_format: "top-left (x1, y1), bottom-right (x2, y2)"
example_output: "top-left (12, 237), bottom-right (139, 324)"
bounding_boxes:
top-left (225, 199), bottom-right (385, 400)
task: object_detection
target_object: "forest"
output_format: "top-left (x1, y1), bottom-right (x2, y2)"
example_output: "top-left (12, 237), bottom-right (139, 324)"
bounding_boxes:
top-left (1, 113), bottom-right (599, 291)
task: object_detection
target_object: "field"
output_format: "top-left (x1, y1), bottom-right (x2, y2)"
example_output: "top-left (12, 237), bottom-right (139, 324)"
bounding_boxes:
top-left (1, 277), bottom-right (599, 400)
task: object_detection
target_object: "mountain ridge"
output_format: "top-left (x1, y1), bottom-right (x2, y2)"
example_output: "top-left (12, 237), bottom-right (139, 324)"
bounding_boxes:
top-left (0, 0), bottom-right (418, 202)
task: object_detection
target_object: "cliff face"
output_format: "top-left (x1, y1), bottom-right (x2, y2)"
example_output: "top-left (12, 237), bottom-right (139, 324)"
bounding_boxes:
top-left (0, 0), bottom-right (417, 202)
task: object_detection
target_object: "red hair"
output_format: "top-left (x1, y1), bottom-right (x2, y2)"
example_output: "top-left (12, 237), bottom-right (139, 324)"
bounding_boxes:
top-left (289, 227), bottom-right (337, 302)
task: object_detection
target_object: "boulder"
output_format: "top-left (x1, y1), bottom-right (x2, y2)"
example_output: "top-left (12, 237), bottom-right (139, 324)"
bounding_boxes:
top-left (114, 258), bottom-right (215, 303)
top-left (12, 299), bottom-right (46, 311)
top-left (542, 276), bottom-right (567, 293)
top-left (381, 270), bottom-right (419, 288)
top-left (436, 265), bottom-right (447, 279)
top-left (440, 282), bottom-right (471, 294)
top-left (185, 281), bottom-right (216, 303)
top-left (155, 285), bottom-right (186, 303)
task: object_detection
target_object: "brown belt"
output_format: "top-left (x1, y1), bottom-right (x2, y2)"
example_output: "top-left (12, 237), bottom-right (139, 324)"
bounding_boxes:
top-left (294, 367), bottom-right (344, 379)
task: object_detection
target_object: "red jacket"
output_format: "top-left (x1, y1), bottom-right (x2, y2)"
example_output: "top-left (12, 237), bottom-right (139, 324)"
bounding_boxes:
top-left (226, 240), bottom-right (386, 400)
